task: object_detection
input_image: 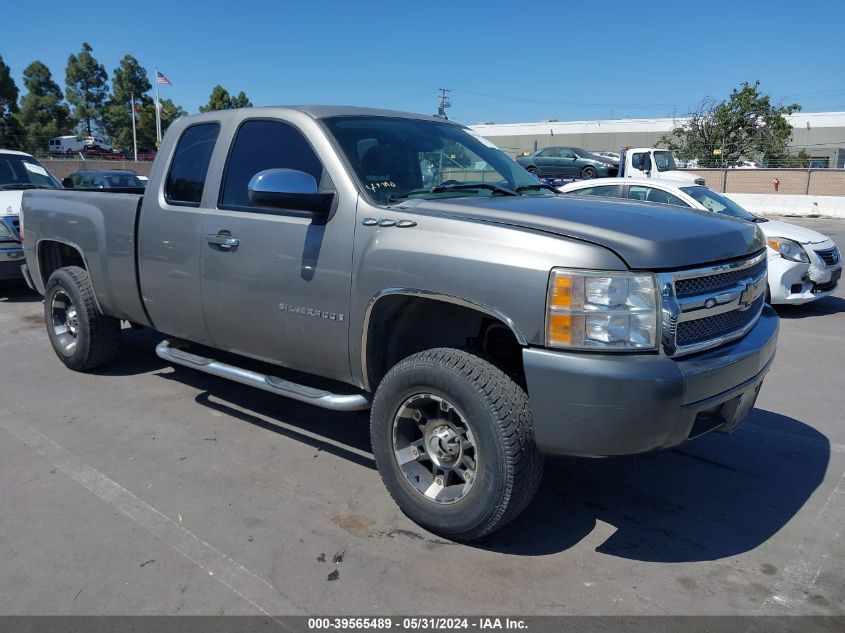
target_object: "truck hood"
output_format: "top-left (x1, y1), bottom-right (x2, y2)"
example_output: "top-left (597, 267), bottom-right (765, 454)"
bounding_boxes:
top-left (0, 191), bottom-right (23, 216)
top-left (410, 195), bottom-right (765, 270)
top-left (758, 219), bottom-right (830, 245)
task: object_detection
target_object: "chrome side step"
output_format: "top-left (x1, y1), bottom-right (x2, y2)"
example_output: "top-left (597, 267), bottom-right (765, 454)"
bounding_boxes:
top-left (155, 340), bottom-right (371, 412)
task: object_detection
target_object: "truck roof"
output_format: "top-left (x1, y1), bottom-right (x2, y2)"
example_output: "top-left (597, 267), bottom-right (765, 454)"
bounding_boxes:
top-left (184, 105), bottom-right (459, 124)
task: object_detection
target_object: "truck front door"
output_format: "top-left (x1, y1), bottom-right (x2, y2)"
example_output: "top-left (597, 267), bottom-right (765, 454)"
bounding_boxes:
top-left (199, 117), bottom-right (355, 383)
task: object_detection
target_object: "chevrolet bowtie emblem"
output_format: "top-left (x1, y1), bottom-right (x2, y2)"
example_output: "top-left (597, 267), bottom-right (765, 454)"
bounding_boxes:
top-left (739, 278), bottom-right (763, 310)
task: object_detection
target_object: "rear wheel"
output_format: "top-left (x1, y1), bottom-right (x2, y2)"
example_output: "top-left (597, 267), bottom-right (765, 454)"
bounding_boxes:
top-left (44, 266), bottom-right (120, 371)
top-left (527, 166), bottom-right (540, 176)
top-left (371, 348), bottom-right (543, 541)
top-left (581, 166), bottom-right (597, 179)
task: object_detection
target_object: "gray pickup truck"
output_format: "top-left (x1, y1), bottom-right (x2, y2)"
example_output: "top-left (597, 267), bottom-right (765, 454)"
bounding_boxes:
top-left (21, 106), bottom-right (778, 540)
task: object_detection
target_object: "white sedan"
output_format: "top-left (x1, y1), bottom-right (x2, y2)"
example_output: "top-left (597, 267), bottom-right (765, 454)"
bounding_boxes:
top-left (558, 178), bottom-right (842, 305)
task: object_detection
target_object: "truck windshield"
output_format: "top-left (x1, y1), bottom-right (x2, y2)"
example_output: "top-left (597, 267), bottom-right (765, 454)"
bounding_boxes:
top-left (321, 116), bottom-right (542, 204)
top-left (653, 151), bottom-right (679, 172)
top-left (0, 155), bottom-right (62, 190)
top-left (680, 186), bottom-right (759, 222)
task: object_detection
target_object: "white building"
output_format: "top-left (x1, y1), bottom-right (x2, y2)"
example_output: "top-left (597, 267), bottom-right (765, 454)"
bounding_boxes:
top-left (470, 112), bottom-right (845, 167)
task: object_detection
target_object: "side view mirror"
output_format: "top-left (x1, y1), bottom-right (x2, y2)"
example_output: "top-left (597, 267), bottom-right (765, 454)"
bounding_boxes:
top-left (247, 169), bottom-right (334, 216)
top-left (61, 177), bottom-right (74, 188)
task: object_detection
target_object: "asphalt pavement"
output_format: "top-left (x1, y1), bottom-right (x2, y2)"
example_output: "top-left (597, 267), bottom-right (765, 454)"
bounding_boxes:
top-left (0, 217), bottom-right (842, 616)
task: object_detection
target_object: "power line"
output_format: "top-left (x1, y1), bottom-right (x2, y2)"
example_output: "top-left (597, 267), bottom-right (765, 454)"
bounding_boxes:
top-left (450, 88), bottom-right (693, 110)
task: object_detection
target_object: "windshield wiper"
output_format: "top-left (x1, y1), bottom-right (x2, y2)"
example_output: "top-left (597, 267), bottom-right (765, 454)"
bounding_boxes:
top-left (751, 216), bottom-right (769, 223)
top-left (431, 182), bottom-right (518, 196)
top-left (0, 183), bottom-right (46, 191)
top-left (515, 183), bottom-right (559, 194)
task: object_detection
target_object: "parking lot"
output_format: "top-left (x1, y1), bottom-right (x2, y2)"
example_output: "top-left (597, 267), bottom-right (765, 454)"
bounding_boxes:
top-left (0, 216), bottom-right (842, 616)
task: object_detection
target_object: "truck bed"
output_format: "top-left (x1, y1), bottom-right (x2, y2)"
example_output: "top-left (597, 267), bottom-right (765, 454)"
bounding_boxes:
top-left (21, 189), bottom-right (150, 326)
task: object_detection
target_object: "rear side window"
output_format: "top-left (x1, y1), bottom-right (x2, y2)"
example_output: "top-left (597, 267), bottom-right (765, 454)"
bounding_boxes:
top-left (570, 184), bottom-right (622, 198)
top-left (165, 123), bottom-right (220, 206)
top-left (628, 185), bottom-right (686, 206)
top-left (220, 119), bottom-right (324, 210)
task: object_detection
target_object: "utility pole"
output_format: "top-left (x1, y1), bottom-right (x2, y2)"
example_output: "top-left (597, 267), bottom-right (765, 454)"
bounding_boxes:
top-left (437, 88), bottom-right (451, 118)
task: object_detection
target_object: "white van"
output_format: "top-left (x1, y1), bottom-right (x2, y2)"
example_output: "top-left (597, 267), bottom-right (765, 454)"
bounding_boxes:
top-left (48, 135), bottom-right (85, 155)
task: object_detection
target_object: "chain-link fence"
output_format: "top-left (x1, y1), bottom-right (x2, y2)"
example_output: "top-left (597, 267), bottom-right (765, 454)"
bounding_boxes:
top-left (683, 168), bottom-right (845, 196)
top-left (33, 160), bottom-right (845, 197)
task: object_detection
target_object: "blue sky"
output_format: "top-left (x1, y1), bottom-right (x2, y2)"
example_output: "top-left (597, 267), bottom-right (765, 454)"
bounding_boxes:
top-left (3, 0), bottom-right (845, 125)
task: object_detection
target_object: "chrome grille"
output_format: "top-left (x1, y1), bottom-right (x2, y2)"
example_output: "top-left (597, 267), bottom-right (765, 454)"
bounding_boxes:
top-left (675, 258), bottom-right (767, 297)
top-left (676, 295), bottom-right (765, 346)
top-left (816, 246), bottom-right (840, 267)
top-left (659, 251), bottom-right (767, 356)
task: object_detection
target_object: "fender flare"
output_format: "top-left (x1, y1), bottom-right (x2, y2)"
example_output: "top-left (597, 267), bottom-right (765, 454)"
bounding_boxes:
top-left (360, 288), bottom-right (528, 390)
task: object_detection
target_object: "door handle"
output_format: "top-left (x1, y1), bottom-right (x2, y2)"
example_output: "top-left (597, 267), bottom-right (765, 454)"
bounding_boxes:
top-left (206, 234), bottom-right (240, 248)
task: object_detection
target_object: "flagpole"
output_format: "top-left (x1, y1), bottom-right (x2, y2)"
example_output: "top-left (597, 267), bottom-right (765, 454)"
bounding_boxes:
top-left (154, 66), bottom-right (162, 146)
top-left (130, 92), bottom-right (138, 162)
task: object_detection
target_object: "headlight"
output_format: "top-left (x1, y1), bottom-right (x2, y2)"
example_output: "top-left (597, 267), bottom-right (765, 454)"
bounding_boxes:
top-left (546, 269), bottom-right (659, 350)
top-left (767, 237), bottom-right (809, 263)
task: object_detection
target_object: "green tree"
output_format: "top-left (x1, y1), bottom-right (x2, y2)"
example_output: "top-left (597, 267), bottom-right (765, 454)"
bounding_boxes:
top-left (662, 81), bottom-right (800, 167)
top-left (199, 85), bottom-right (252, 112)
top-left (0, 55), bottom-right (24, 149)
top-left (103, 55), bottom-right (153, 151)
top-left (65, 42), bottom-right (109, 136)
top-left (136, 98), bottom-right (186, 149)
top-left (16, 61), bottom-right (74, 155)
top-left (231, 91), bottom-right (252, 108)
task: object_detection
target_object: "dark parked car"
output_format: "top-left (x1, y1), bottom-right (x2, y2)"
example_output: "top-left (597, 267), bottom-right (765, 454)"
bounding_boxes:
top-left (61, 170), bottom-right (147, 191)
top-left (516, 146), bottom-right (618, 179)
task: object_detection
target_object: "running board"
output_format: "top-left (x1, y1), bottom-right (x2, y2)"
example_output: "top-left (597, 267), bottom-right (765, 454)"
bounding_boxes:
top-left (155, 340), bottom-right (371, 412)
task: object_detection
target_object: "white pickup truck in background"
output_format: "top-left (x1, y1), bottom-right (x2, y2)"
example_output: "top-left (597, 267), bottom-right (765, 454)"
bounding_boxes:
top-left (619, 147), bottom-right (705, 186)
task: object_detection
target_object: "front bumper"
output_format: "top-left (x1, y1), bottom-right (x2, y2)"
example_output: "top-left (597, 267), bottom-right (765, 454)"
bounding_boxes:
top-left (523, 305), bottom-right (779, 457)
top-left (0, 243), bottom-right (25, 281)
top-left (768, 255), bottom-right (841, 305)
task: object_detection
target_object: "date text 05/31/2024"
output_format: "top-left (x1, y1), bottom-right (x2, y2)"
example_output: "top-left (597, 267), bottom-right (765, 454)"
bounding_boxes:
top-left (307, 617), bottom-right (528, 630)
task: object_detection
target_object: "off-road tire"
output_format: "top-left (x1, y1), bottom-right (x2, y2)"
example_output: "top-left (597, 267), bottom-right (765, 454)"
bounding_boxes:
top-left (371, 348), bottom-right (544, 541)
top-left (44, 266), bottom-right (120, 371)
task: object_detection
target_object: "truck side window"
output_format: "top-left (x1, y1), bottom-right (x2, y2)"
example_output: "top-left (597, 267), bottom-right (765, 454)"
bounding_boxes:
top-left (219, 120), bottom-right (324, 210)
top-left (631, 153), bottom-right (649, 170)
top-left (164, 122), bottom-right (220, 206)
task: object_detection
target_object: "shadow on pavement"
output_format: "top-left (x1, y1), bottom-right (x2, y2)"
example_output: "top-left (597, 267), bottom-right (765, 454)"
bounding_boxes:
top-left (88, 326), bottom-right (171, 376)
top-left (774, 295), bottom-right (845, 319)
top-left (105, 331), bottom-right (828, 561)
top-left (156, 361), bottom-right (375, 470)
top-left (476, 408), bottom-right (828, 561)
top-left (0, 280), bottom-right (40, 303)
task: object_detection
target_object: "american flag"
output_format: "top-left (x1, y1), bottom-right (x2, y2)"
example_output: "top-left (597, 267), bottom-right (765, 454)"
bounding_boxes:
top-left (156, 71), bottom-right (172, 85)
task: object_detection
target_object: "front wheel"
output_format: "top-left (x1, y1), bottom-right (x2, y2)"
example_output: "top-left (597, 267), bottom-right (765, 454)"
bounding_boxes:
top-left (44, 266), bottom-right (120, 371)
top-left (370, 348), bottom-right (543, 541)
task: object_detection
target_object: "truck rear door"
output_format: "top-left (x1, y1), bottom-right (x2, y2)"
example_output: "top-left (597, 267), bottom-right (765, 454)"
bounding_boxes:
top-left (137, 121), bottom-right (220, 345)
top-left (198, 116), bottom-right (355, 384)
